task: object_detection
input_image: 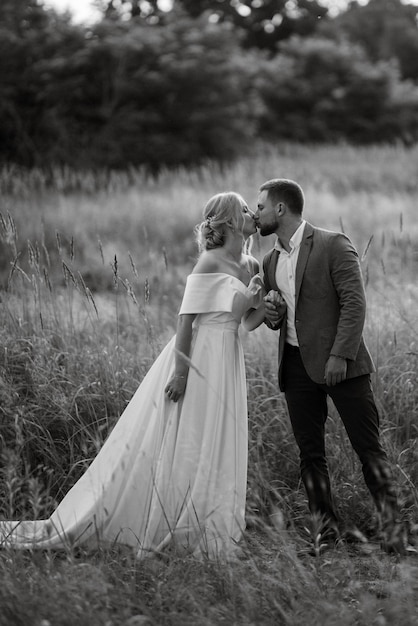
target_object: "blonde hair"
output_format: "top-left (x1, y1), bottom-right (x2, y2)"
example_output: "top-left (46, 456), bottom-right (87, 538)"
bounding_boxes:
top-left (196, 192), bottom-right (245, 251)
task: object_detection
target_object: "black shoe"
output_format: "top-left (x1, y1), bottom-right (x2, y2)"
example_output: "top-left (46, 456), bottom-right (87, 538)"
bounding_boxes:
top-left (339, 526), bottom-right (376, 554)
top-left (301, 513), bottom-right (340, 556)
top-left (322, 522), bottom-right (340, 543)
top-left (341, 527), bottom-right (369, 545)
top-left (307, 523), bottom-right (340, 556)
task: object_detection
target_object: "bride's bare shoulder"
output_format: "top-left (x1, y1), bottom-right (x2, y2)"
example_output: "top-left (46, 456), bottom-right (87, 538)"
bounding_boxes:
top-left (192, 250), bottom-right (222, 274)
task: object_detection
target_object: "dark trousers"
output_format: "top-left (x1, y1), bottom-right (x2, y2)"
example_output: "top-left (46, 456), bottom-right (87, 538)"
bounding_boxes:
top-left (282, 344), bottom-right (398, 525)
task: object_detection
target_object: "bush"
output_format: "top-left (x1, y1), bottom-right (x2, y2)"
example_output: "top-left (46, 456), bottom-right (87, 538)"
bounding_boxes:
top-left (256, 36), bottom-right (418, 144)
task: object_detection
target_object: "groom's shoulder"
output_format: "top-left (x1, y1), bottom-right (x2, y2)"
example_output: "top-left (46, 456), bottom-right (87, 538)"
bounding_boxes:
top-left (308, 222), bottom-right (337, 237)
top-left (309, 223), bottom-right (350, 244)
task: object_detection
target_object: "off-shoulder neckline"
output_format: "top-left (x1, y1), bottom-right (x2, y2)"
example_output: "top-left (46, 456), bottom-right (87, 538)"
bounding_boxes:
top-left (189, 272), bottom-right (260, 290)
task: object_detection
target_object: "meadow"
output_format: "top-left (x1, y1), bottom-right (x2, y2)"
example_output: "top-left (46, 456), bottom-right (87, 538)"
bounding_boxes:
top-left (0, 142), bottom-right (418, 625)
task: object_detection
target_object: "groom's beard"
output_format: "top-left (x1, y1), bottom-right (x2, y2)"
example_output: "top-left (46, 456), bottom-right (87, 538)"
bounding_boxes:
top-left (258, 219), bottom-right (279, 237)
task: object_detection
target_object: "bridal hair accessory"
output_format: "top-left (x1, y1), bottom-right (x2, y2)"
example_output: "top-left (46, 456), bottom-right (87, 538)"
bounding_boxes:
top-left (205, 216), bottom-right (214, 227)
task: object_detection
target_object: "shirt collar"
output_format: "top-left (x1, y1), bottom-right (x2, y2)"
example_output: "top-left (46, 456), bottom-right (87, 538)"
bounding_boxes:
top-left (274, 220), bottom-right (306, 252)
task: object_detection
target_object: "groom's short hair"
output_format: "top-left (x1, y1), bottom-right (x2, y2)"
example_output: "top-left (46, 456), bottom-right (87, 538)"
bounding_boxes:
top-left (260, 179), bottom-right (304, 215)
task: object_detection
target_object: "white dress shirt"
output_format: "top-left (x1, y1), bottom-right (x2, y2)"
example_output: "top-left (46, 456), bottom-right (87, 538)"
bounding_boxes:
top-left (274, 220), bottom-right (306, 346)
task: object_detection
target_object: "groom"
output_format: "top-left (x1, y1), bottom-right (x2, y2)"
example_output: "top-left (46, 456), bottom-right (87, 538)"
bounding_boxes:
top-left (254, 177), bottom-right (405, 553)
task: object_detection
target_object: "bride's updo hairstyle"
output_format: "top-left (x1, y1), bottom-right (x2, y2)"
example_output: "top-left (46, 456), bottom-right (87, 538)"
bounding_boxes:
top-left (197, 192), bottom-right (244, 252)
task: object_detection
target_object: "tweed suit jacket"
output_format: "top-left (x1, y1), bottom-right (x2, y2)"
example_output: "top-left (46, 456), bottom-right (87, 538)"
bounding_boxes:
top-left (262, 222), bottom-right (375, 390)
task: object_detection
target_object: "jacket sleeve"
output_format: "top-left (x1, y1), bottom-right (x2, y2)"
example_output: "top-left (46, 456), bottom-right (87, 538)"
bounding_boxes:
top-left (329, 233), bottom-right (366, 360)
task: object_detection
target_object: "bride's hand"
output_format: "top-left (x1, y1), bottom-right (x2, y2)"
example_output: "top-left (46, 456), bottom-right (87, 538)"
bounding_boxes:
top-left (165, 374), bottom-right (187, 402)
top-left (263, 290), bottom-right (286, 327)
top-left (248, 274), bottom-right (264, 290)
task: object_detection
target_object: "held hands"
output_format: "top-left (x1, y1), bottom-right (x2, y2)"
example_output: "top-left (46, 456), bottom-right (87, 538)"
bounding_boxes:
top-left (324, 355), bottom-right (347, 386)
top-left (165, 374), bottom-right (187, 402)
top-left (263, 290), bottom-right (286, 329)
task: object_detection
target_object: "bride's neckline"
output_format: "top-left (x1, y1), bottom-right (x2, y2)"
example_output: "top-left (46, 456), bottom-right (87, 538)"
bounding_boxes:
top-left (191, 272), bottom-right (258, 289)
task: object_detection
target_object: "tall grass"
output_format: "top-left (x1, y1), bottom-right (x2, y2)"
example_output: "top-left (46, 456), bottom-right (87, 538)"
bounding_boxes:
top-left (2, 141), bottom-right (418, 290)
top-left (0, 143), bottom-right (417, 625)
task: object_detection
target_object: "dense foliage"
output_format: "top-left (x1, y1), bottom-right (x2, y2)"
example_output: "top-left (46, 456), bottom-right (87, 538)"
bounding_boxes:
top-left (1, 0), bottom-right (418, 169)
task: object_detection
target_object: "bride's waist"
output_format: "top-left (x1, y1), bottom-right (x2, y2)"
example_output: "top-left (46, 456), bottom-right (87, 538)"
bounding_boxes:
top-left (195, 313), bottom-right (239, 331)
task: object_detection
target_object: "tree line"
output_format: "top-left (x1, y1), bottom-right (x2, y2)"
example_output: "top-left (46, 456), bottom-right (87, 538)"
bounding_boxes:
top-left (1, 0), bottom-right (418, 171)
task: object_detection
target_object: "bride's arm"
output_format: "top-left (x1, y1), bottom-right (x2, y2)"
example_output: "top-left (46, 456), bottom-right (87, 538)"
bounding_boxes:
top-left (242, 302), bottom-right (267, 331)
top-left (242, 271), bottom-right (266, 331)
top-left (165, 313), bottom-right (196, 402)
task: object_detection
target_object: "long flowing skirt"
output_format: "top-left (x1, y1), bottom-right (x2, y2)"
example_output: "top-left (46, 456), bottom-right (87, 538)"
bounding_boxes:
top-left (0, 320), bottom-right (248, 559)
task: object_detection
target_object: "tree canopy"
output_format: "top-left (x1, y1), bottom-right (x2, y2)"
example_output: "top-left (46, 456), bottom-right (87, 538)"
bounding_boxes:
top-left (1, 0), bottom-right (418, 170)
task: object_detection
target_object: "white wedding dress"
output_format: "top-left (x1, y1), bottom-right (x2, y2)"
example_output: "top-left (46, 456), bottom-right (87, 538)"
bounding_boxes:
top-left (0, 273), bottom-right (263, 559)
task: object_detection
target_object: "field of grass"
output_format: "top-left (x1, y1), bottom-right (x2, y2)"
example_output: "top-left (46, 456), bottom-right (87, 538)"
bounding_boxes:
top-left (0, 142), bottom-right (418, 625)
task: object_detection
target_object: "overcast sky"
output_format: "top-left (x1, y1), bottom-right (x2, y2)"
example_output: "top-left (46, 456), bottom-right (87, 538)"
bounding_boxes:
top-left (43, 0), bottom-right (168, 23)
top-left (42, 0), bottom-right (418, 24)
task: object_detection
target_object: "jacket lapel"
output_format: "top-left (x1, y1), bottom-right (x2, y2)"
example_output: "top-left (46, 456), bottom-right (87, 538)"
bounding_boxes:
top-left (295, 222), bottom-right (314, 304)
top-left (268, 249), bottom-right (280, 290)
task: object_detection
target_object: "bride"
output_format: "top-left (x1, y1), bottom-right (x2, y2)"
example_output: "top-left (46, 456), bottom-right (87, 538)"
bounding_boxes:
top-left (0, 191), bottom-right (267, 559)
